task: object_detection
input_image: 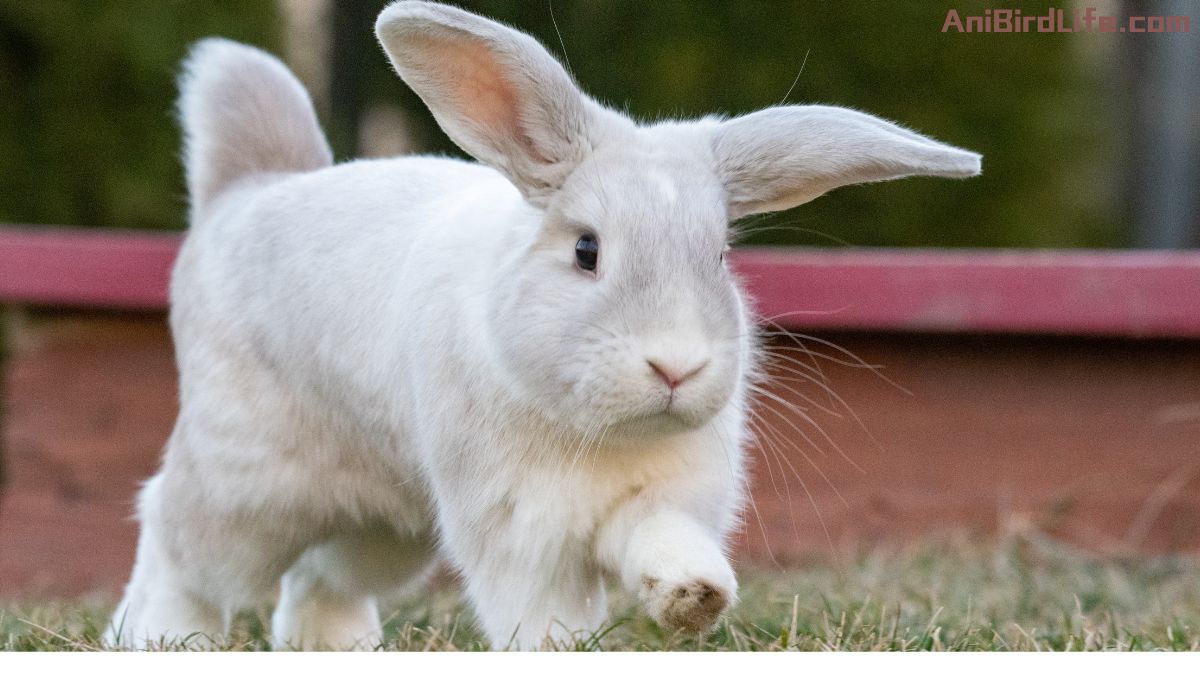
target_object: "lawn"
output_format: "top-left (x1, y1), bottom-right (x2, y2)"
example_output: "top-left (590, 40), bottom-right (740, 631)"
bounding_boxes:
top-left (3, 533), bottom-right (1199, 651)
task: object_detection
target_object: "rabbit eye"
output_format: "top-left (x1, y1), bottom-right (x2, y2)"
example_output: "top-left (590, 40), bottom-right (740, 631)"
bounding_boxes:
top-left (575, 234), bottom-right (599, 272)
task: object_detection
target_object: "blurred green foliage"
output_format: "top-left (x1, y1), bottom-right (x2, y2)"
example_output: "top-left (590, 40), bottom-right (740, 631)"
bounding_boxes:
top-left (0, 1), bottom-right (278, 230)
top-left (0, 1), bottom-right (1125, 247)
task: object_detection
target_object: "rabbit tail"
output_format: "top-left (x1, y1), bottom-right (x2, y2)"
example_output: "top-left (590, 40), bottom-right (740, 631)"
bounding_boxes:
top-left (178, 38), bottom-right (333, 220)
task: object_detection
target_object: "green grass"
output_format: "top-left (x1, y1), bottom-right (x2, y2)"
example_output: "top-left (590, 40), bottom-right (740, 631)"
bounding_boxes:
top-left (4, 534), bottom-right (1199, 651)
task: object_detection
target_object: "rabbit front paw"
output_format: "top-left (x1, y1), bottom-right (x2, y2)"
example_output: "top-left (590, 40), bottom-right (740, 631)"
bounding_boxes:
top-left (639, 573), bottom-right (733, 633)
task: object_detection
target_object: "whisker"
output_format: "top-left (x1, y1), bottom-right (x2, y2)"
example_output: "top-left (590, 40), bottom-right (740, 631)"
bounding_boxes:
top-left (750, 385), bottom-right (863, 483)
top-left (758, 319), bottom-right (836, 399)
top-left (748, 406), bottom-right (836, 554)
top-left (547, 0), bottom-right (573, 76)
top-left (764, 360), bottom-right (885, 452)
top-left (781, 332), bottom-right (911, 395)
top-left (724, 416), bottom-right (782, 570)
top-left (755, 370), bottom-right (844, 419)
top-left (756, 307), bottom-right (856, 322)
top-left (747, 411), bottom-right (805, 551)
top-left (751, 408), bottom-right (851, 523)
top-left (748, 385), bottom-right (831, 454)
top-left (757, 347), bottom-right (832, 384)
top-left (746, 414), bottom-right (791, 517)
top-left (763, 384), bottom-right (864, 476)
top-left (731, 224), bottom-right (856, 247)
top-left (776, 47), bottom-right (810, 106)
top-left (763, 342), bottom-right (893, 377)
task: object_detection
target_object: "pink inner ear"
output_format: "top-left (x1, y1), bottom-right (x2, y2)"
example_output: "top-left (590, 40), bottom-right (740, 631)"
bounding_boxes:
top-left (412, 33), bottom-right (545, 163)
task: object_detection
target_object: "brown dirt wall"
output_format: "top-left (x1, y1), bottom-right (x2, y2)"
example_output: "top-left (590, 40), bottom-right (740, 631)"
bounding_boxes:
top-left (1, 311), bottom-right (1197, 597)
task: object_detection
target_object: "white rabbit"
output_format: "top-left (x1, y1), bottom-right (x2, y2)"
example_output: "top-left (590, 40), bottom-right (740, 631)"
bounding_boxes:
top-left (111, 0), bottom-right (980, 650)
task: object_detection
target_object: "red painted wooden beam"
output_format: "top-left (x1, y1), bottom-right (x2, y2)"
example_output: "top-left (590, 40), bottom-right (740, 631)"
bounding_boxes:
top-left (2, 227), bottom-right (1199, 338)
top-left (0, 227), bottom-right (178, 310)
top-left (732, 247), bottom-right (1200, 338)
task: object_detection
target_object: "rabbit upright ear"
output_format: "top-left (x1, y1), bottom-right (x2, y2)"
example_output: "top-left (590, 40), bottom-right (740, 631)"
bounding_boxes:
top-left (712, 105), bottom-right (981, 219)
top-left (376, 1), bottom-right (594, 203)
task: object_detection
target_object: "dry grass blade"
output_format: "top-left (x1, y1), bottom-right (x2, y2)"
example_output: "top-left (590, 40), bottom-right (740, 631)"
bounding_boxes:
top-left (4, 536), bottom-right (1200, 651)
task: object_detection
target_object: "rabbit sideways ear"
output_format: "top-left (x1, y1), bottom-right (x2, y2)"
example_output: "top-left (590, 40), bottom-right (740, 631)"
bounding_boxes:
top-left (376, 1), bottom-right (594, 204)
top-left (711, 105), bottom-right (981, 220)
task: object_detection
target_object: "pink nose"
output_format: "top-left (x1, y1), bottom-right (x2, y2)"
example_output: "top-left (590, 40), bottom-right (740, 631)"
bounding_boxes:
top-left (647, 359), bottom-right (708, 390)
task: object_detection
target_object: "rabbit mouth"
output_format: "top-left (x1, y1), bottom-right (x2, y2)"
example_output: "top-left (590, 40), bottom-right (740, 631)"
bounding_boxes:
top-left (601, 402), bottom-right (717, 440)
top-left (596, 372), bottom-right (735, 437)
top-left (663, 392), bottom-right (699, 422)
top-left (600, 413), bottom-right (696, 441)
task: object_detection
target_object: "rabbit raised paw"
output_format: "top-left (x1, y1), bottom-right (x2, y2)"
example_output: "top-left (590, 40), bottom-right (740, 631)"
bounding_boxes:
top-left (111, 0), bottom-right (980, 650)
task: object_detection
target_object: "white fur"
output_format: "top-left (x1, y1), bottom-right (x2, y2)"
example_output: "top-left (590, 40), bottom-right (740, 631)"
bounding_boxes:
top-left (112, 1), bottom-right (980, 650)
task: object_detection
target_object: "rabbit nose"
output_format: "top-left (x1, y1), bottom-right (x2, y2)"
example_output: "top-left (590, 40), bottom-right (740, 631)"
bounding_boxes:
top-left (647, 358), bottom-right (709, 390)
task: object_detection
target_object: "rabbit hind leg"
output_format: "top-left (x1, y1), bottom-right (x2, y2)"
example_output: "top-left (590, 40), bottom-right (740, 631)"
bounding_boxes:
top-left (271, 524), bottom-right (437, 651)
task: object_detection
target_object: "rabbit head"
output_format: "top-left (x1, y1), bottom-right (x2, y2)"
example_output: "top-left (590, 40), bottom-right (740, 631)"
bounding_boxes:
top-left (375, 1), bottom-right (980, 438)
